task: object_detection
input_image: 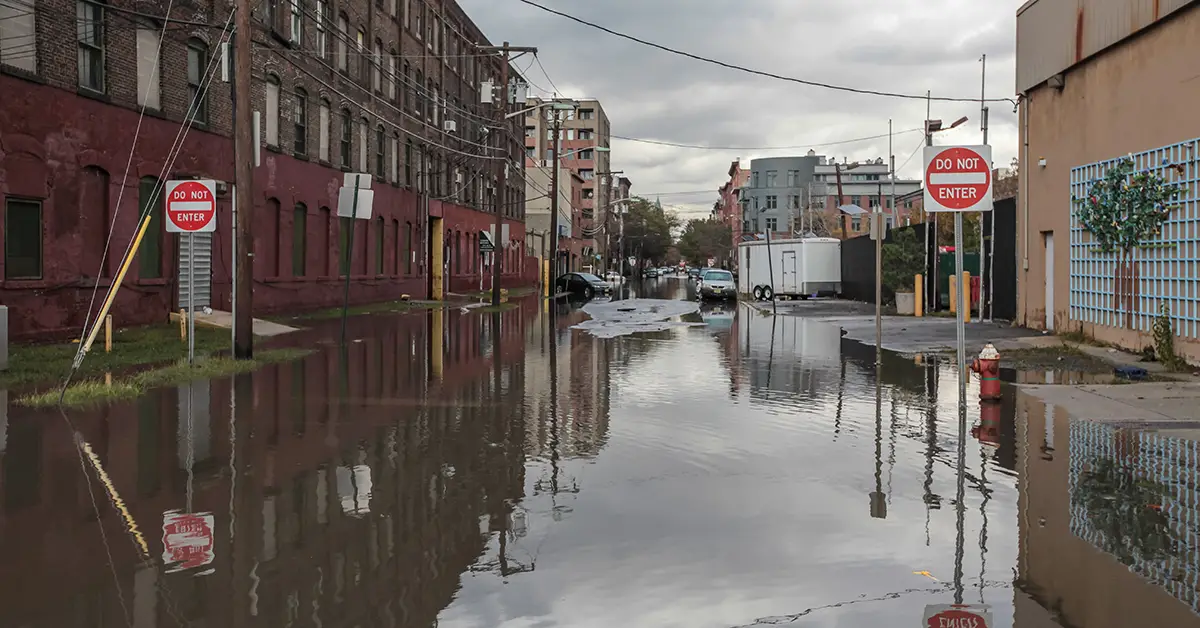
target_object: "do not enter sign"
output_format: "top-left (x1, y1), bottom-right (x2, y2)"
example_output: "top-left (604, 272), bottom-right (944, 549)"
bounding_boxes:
top-left (165, 179), bottom-right (218, 233)
top-left (922, 604), bottom-right (993, 628)
top-left (922, 145), bottom-right (993, 213)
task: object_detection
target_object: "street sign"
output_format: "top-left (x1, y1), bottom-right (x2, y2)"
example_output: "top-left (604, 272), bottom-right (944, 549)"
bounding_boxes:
top-left (923, 145), bottom-right (993, 213)
top-left (165, 180), bottom-right (217, 233)
top-left (479, 230), bottom-right (495, 253)
top-left (922, 604), bottom-right (993, 628)
top-left (162, 510), bottom-right (215, 573)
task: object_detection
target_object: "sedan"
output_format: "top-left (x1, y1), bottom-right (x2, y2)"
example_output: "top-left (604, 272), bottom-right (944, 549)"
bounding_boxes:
top-left (697, 269), bottom-right (736, 300)
top-left (555, 272), bottom-right (611, 300)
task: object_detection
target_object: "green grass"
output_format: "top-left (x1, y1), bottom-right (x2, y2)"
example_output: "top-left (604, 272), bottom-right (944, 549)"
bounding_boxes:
top-left (18, 348), bottom-right (314, 409)
top-left (271, 299), bottom-right (446, 322)
top-left (471, 303), bottom-right (519, 313)
top-left (0, 324), bottom-right (231, 390)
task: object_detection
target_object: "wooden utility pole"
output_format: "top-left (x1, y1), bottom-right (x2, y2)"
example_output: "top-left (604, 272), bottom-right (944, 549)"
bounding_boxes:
top-left (481, 42), bottom-right (537, 307)
top-left (231, 0), bottom-right (255, 359)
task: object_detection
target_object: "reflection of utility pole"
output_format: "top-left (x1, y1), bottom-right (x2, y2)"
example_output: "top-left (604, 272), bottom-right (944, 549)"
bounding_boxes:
top-left (871, 364), bottom-right (886, 519)
top-left (834, 351), bottom-right (846, 440)
top-left (953, 397), bottom-right (968, 605)
top-left (977, 437), bottom-right (990, 602)
top-left (923, 358), bottom-right (941, 546)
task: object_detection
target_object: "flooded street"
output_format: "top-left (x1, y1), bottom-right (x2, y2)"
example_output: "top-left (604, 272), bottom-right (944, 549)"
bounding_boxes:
top-left (1, 277), bottom-right (1196, 627)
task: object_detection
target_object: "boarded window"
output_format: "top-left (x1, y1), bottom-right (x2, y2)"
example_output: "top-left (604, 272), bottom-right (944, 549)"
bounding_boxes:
top-left (138, 177), bottom-right (163, 279)
top-left (293, 203), bottom-right (307, 276)
top-left (135, 28), bottom-right (161, 109)
top-left (4, 198), bottom-right (43, 280)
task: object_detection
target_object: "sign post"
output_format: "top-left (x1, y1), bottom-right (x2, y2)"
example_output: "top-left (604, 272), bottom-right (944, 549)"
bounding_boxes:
top-left (923, 146), bottom-right (993, 415)
top-left (165, 179), bottom-right (218, 365)
top-left (336, 173), bottom-right (374, 345)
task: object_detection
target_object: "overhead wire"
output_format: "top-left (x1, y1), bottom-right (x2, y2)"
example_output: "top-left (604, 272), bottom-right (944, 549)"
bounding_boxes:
top-left (612, 128), bottom-right (922, 151)
top-left (516, 0), bottom-right (1015, 104)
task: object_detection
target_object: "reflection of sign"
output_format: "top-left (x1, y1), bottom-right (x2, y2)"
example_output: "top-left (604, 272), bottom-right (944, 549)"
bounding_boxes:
top-left (162, 511), bottom-right (215, 572)
top-left (923, 145), bottom-right (993, 213)
top-left (922, 604), bottom-right (992, 628)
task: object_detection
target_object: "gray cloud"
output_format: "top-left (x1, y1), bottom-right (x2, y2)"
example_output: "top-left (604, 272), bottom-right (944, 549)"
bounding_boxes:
top-left (461, 0), bottom-right (1019, 216)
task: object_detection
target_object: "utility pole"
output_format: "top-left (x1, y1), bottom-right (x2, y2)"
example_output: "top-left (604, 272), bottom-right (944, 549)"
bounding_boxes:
top-left (980, 53), bottom-right (990, 321)
top-left (834, 163), bottom-right (848, 239)
top-left (925, 90), bottom-right (934, 315)
top-left (231, 0), bottom-right (255, 359)
top-left (549, 111), bottom-right (562, 279)
top-left (481, 43), bottom-right (537, 307)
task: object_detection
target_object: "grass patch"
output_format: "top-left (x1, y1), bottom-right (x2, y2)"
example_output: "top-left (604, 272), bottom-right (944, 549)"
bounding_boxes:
top-left (18, 348), bottom-right (314, 409)
top-left (0, 324), bottom-right (231, 390)
top-left (998, 345), bottom-right (1115, 374)
top-left (471, 303), bottom-right (519, 313)
top-left (272, 299), bottom-right (446, 322)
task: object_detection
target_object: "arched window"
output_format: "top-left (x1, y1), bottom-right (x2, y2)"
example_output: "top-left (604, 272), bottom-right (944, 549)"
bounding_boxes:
top-left (318, 98), bottom-right (331, 161)
top-left (292, 202), bottom-right (307, 277)
top-left (392, 219), bottom-right (400, 275)
top-left (81, 166), bottom-right (111, 278)
top-left (187, 39), bottom-right (209, 123)
top-left (137, 176), bottom-right (163, 279)
top-left (339, 108), bottom-right (352, 167)
top-left (294, 87), bottom-right (308, 154)
top-left (336, 12), bottom-right (349, 72)
top-left (375, 125), bottom-right (385, 178)
top-left (319, 206), bottom-right (332, 275)
top-left (265, 74), bottom-right (281, 146)
top-left (387, 49), bottom-right (397, 101)
top-left (374, 216), bottom-right (384, 275)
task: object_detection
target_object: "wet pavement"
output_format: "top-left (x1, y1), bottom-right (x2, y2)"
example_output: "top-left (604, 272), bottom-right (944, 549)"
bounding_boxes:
top-left (0, 275), bottom-right (1197, 626)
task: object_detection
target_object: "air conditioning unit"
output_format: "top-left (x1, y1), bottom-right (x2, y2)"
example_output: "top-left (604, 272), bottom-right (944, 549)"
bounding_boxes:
top-left (455, 171), bottom-right (464, 184)
top-left (479, 81), bottom-right (493, 104)
top-left (443, 119), bottom-right (457, 133)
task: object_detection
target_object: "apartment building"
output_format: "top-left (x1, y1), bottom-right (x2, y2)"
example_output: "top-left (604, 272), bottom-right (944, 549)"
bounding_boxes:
top-left (1016, 0), bottom-right (1200, 358)
top-left (523, 164), bottom-right (583, 273)
top-left (524, 97), bottom-right (612, 269)
top-left (0, 0), bottom-right (530, 340)
top-left (715, 160), bottom-right (750, 266)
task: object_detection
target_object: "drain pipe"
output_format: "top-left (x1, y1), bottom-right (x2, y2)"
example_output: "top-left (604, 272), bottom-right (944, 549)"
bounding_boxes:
top-left (1020, 93), bottom-right (1031, 328)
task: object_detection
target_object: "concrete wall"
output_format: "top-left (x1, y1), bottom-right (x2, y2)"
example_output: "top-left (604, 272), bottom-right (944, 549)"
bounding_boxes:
top-left (1018, 4), bottom-right (1200, 356)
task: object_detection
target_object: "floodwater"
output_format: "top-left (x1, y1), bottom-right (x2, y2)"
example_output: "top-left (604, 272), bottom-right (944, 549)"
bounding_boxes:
top-left (0, 276), bottom-right (1197, 627)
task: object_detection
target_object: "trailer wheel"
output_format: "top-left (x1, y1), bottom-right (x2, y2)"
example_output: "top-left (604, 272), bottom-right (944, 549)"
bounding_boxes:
top-left (762, 285), bottom-right (774, 301)
top-left (752, 286), bottom-right (764, 300)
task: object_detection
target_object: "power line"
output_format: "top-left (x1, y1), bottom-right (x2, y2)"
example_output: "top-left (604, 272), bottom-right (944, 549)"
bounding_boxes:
top-left (533, 54), bottom-right (561, 95)
top-left (515, 0), bottom-right (1015, 104)
top-left (611, 128), bottom-right (922, 151)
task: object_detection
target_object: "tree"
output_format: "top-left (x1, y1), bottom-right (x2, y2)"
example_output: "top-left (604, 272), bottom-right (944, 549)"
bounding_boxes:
top-left (1072, 157), bottom-right (1183, 327)
top-left (623, 197), bottom-right (679, 266)
top-left (676, 218), bottom-right (732, 266)
top-left (881, 228), bottom-right (924, 296)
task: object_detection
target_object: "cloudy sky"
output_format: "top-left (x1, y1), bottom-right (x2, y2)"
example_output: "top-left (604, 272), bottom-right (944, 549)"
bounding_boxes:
top-left (459, 0), bottom-right (1020, 220)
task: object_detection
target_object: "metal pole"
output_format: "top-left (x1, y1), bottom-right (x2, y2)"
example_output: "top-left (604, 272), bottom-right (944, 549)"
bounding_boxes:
top-left (188, 232), bottom-right (196, 365)
top-left (925, 90), bottom-right (933, 315)
top-left (230, 185), bottom-right (236, 353)
top-left (550, 111), bottom-right (562, 286)
top-left (981, 54), bottom-right (991, 321)
top-left (875, 179), bottom-right (883, 363)
top-left (954, 211), bottom-right (967, 413)
top-left (339, 184), bottom-right (360, 346)
top-left (231, 7), bottom-right (255, 360)
top-left (491, 43), bottom-right (510, 308)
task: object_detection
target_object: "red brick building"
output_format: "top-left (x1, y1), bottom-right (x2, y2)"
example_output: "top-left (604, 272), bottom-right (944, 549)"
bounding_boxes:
top-left (0, 0), bottom-right (531, 340)
top-left (715, 159), bottom-right (750, 268)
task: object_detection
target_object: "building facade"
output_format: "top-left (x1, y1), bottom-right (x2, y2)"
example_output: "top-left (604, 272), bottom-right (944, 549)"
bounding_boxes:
top-left (606, 176), bottom-right (632, 271)
top-left (524, 97), bottom-right (611, 272)
top-left (715, 160), bottom-right (750, 266)
top-left (0, 0), bottom-right (531, 340)
top-left (1016, 0), bottom-right (1200, 357)
top-left (522, 164), bottom-right (575, 270)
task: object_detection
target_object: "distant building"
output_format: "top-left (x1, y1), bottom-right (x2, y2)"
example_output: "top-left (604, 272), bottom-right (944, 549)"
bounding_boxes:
top-left (715, 160), bottom-right (750, 268)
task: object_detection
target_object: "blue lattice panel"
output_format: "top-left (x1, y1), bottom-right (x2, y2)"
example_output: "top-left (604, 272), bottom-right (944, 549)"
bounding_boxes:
top-left (1069, 139), bottom-right (1200, 336)
top-left (1069, 421), bottom-right (1200, 613)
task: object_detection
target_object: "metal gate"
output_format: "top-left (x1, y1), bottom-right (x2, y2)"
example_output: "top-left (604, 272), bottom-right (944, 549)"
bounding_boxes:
top-left (178, 233), bottom-right (213, 310)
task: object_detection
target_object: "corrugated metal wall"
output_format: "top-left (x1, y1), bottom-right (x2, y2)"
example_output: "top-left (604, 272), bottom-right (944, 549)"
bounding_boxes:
top-left (178, 233), bottom-right (213, 310)
top-left (1016, 0), bottom-right (1197, 93)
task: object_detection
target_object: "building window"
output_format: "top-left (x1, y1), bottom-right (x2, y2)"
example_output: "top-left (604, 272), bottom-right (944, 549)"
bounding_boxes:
top-left (389, 133), bottom-right (399, 182)
top-left (77, 0), bottom-right (105, 92)
top-left (336, 13), bottom-right (348, 72)
top-left (578, 149), bottom-right (593, 160)
top-left (294, 88), bottom-right (308, 154)
top-left (0, 0), bottom-right (37, 73)
top-left (387, 50), bottom-right (396, 100)
top-left (374, 217), bottom-right (384, 274)
top-left (789, 195), bottom-right (800, 209)
top-left (135, 27), bottom-right (161, 109)
top-left (579, 109), bottom-right (593, 120)
top-left (319, 207), bottom-right (332, 274)
top-left (786, 170), bottom-right (797, 187)
top-left (765, 195), bottom-right (777, 209)
top-left (392, 219), bottom-right (400, 274)
top-left (186, 40), bottom-right (208, 123)
top-left (402, 63), bottom-right (411, 109)
top-left (404, 221), bottom-right (412, 274)
top-left (372, 39), bottom-right (382, 91)
top-left (265, 74), bottom-right (280, 145)
top-left (356, 28), bottom-right (367, 80)
top-left (375, 125), bottom-right (385, 177)
top-left (137, 177), bottom-right (163, 279)
top-left (316, 0), bottom-right (328, 58)
top-left (292, 203), bottom-right (307, 276)
top-left (577, 129), bottom-right (593, 140)
top-left (4, 198), bottom-right (42, 280)
top-left (765, 217), bottom-right (778, 231)
top-left (404, 140), bottom-right (413, 186)
top-left (339, 109), bottom-right (351, 167)
top-left (318, 99), bottom-right (330, 162)
top-left (414, 70), bottom-right (424, 117)
top-left (579, 169), bottom-right (594, 181)
top-left (290, 0), bottom-right (302, 43)
top-left (358, 117), bottom-right (368, 172)
top-left (850, 195), bottom-right (861, 206)
top-left (752, 172), bottom-right (759, 188)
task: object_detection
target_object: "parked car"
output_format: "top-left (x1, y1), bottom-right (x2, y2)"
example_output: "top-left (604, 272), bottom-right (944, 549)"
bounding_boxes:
top-left (697, 269), bottom-right (736, 300)
top-left (687, 268), bottom-right (702, 281)
top-left (604, 271), bottom-right (624, 286)
top-left (643, 268), bottom-right (660, 279)
top-left (555, 272), bottom-right (611, 299)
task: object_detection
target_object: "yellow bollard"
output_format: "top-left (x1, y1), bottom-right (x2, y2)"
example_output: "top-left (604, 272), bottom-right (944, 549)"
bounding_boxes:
top-left (104, 315), bottom-right (112, 353)
top-left (963, 272), bottom-right (971, 323)
top-left (105, 372), bottom-right (112, 387)
top-left (179, 309), bottom-right (187, 341)
top-left (949, 277), bottom-right (957, 314)
top-left (914, 274), bottom-right (924, 318)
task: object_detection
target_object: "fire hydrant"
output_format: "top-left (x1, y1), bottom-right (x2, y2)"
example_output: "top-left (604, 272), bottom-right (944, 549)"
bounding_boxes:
top-left (969, 343), bottom-right (1002, 401)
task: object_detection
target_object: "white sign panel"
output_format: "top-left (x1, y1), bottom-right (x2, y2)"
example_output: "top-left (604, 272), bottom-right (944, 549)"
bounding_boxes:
top-left (922, 145), bottom-right (993, 213)
top-left (165, 179), bottom-right (217, 233)
top-left (337, 187), bottom-right (374, 220)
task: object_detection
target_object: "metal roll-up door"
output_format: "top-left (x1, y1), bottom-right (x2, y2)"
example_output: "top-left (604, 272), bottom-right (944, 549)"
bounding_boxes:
top-left (178, 233), bottom-right (213, 310)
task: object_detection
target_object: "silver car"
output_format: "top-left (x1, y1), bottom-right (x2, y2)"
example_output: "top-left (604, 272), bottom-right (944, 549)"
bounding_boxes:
top-left (697, 269), bottom-right (736, 300)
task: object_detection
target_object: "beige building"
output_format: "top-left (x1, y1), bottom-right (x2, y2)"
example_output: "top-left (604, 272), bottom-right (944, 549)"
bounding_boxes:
top-left (525, 98), bottom-right (613, 269)
top-left (523, 165), bottom-right (579, 270)
top-left (1017, 1), bottom-right (1200, 357)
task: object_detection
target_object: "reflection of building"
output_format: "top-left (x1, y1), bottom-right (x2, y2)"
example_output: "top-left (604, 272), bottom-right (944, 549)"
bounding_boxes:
top-left (0, 301), bottom-right (536, 626)
top-left (1015, 391), bottom-right (1200, 627)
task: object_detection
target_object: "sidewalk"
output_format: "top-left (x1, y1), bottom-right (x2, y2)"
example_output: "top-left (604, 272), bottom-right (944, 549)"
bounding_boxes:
top-left (1020, 380), bottom-right (1200, 423)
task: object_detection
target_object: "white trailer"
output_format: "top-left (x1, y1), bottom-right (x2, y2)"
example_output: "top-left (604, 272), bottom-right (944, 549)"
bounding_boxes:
top-left (736, 237), bottom-right (841, 301)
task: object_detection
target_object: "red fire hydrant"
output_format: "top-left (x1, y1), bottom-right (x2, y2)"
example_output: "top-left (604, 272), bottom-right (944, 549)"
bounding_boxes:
top-left (969, 343), bottom-right (1002, 401)
top-left (971, 402), bottom-right (1002, 446)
